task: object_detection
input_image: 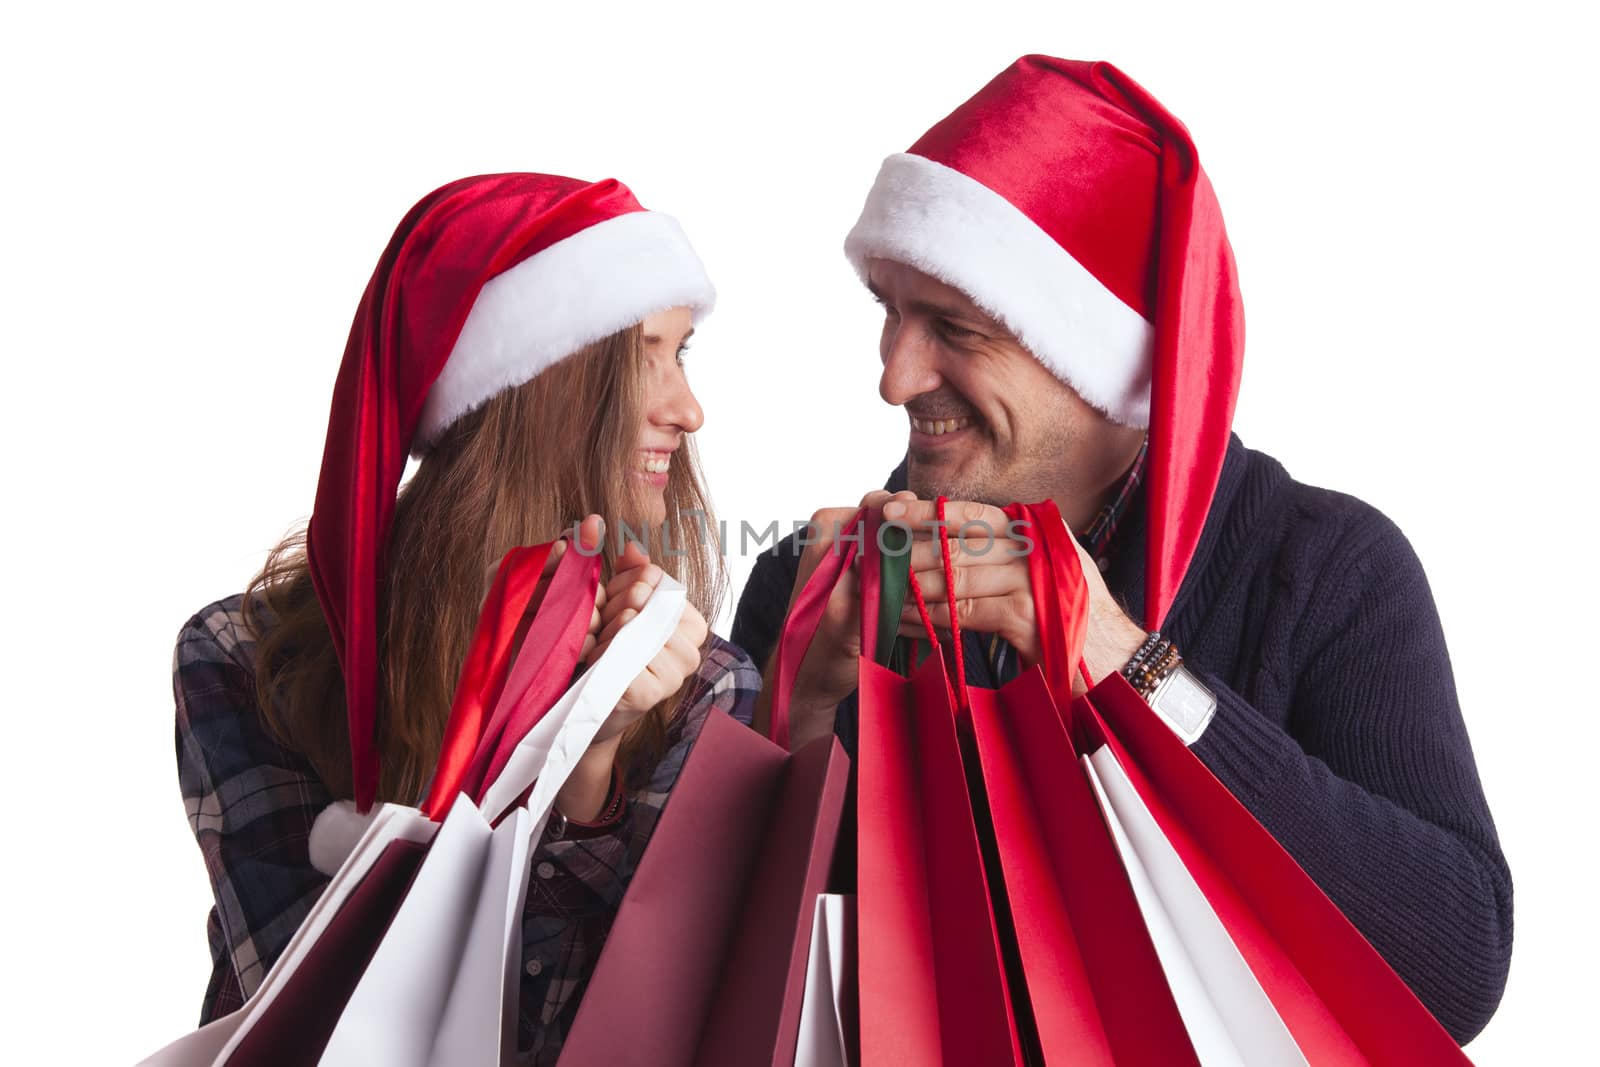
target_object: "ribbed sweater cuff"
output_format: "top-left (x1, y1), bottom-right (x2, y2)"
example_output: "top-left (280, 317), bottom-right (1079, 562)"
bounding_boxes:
top-left (1188, 670), bottom-right (1300, 811)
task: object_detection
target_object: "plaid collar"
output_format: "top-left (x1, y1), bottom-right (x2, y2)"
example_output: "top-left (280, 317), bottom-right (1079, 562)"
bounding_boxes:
top-left (1078, 436), bottom-right (1148, 560)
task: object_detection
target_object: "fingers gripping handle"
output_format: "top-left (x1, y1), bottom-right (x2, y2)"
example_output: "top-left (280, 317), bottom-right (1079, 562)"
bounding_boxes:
top-left (768, 508), bottom-right (867, 749)
top-left (1007, 501), bottom-right (1093, 695)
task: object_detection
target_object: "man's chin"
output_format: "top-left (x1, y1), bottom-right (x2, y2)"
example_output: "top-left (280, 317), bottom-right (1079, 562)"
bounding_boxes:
top-left (906, 459), bottom-right (1005, 506)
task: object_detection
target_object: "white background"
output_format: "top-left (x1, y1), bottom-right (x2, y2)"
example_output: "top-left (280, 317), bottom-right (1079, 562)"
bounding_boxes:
top-left (3, 1), bottom-right (1593, 1063)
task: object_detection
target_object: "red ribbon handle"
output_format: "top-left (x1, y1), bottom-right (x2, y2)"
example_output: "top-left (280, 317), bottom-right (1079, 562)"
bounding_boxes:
top-left (422, 544), bottom-right (552, 818)
top-left (767, 508), bottom-right (869, 749)
top-left (1007, 501), bottom-right (1093, 696)
top-left (922, 497), bottom-right (969, 710)
top-left (421, 540), bottom-right (599, 820)
top-left (461, 542), bottom-right (600, 803)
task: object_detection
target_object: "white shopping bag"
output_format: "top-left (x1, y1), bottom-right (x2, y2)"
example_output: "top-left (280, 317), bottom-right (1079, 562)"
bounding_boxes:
top-left (1081, 746), bottom-right (1309, 1067)
top-left (140, 576), bottom-right (687, 1067)
top-left (793, 894), bottom-right (857, 1067)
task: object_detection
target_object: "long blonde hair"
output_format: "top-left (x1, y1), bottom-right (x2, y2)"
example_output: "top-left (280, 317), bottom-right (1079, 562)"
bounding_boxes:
top-left (243, 325), bottom-right (723, 803)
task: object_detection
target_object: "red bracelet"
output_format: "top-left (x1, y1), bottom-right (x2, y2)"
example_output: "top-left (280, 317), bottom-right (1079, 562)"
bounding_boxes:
top-left (565, 765), bottom-right (627, 830)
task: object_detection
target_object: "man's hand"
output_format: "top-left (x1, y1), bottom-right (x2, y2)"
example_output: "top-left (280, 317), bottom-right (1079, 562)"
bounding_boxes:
top-left (883, 498), bottom-right (1146, 691)
top-left (754, 489), bottom-right (918, 750)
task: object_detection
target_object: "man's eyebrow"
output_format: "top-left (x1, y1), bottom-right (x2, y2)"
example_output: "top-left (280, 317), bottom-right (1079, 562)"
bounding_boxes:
top-left (910, 297), bottom-right (987, 323)
top-left (865, 280), bottom-right (987, 325)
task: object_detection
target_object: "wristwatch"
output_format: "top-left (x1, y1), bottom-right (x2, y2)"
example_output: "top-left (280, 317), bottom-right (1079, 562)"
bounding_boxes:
top-left (1121, 633), bottom-right (1217, 746)
top-left (1144, 663), bottom-right (1217, 745)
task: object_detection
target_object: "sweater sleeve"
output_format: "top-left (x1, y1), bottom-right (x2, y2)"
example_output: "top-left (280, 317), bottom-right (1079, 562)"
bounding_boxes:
top-left (1189, 512), bottom-right (1512, 1043)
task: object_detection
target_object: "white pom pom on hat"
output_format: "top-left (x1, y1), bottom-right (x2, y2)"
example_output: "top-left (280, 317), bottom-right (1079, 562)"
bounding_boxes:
top-left (308, 799), bottom-right (379, 876)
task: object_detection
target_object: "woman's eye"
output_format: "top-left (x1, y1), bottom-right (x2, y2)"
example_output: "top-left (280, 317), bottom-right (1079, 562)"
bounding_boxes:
top-left (675, 343), bottom-right (691, 366)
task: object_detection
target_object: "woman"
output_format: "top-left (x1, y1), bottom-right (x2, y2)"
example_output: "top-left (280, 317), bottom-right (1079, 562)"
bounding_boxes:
top-left (172, 173), bottom-right (758, 1064)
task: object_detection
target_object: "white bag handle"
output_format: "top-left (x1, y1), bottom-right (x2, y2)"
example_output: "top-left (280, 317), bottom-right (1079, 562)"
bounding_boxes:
top-left (478, 575), bottom-right (687, 828)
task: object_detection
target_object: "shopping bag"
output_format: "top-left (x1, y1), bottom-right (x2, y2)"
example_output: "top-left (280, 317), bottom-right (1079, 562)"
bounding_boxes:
top-left (1012, 499), bottom-right (1473, 1066)
top-left (767, 509), bottom-right (1025, 1066)
top-left (793, 894), bottom-right (858, 1067)
top-left (557, 707), bottom-right (850, 1067)
top-left (141, 540), bottom-right (689, 1067)
top-left (965, 666), bottom-right (1201, 1065)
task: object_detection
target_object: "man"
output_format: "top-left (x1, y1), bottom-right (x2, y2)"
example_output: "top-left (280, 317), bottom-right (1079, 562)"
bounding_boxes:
top-left (731, 56), bottom-right (1510, 1044)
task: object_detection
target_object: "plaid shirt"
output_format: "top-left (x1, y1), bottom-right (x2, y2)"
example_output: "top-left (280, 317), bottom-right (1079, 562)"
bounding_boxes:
top-left (174, 593), bottom-right (759, 1065)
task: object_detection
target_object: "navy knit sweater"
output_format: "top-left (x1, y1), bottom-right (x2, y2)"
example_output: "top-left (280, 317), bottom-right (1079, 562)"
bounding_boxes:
top-left (730, 434), bottom-right (1511, 1044)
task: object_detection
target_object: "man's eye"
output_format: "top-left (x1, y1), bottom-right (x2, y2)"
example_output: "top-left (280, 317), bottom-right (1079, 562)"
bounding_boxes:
top-left (940, 319), bottom-right (978, 340)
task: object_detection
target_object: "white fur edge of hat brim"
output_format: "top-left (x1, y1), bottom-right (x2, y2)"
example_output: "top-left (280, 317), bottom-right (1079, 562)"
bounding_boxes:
top-left (844, 153), bottom-right (1154, 428)
top-left (415, 210), bottom-right (717, 455)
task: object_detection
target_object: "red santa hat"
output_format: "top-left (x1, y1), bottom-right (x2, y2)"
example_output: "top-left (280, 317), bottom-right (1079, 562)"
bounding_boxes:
top-left (306, 172), bottom-right (715, 812)
top-left (844, 56), bottom-right (1245, 630)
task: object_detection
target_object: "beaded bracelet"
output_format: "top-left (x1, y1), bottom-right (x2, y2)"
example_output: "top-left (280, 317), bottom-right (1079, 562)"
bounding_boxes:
top-left (1122, 634), bottom-right (1183, 697)
top-left (1124, 630), bottom-right (1165, 675)
top-left (1131, 644), bottom-right (1182, 696)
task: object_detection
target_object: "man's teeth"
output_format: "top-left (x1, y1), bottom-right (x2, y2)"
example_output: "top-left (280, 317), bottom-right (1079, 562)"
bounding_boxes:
top-left (910, 415), bottom-right (974, 436)
top-left (641, 454), bottom-right (671, 474)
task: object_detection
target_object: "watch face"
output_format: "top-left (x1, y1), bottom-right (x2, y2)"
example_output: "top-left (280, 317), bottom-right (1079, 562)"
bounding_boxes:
top-left (1153, 666), bottom-right (1217, 744)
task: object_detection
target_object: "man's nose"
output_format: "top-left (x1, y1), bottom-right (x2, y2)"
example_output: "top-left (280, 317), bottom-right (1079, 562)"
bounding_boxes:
top-left (879, 324), bottom-right (943, 407)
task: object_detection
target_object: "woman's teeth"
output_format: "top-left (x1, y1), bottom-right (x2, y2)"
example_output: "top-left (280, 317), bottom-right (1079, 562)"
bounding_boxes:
top-left (641, 453), bottom-right (672, 474)
top-left (910, 415), bottom-right (974, 436)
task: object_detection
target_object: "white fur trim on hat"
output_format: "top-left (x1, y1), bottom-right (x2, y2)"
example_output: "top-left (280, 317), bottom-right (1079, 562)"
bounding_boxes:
top-left (308, 799), bottom-right (378, 876)
top-left (414, 210), bottom-right (717, 453)
top-left (844, 153), bottom-right (1154, 427)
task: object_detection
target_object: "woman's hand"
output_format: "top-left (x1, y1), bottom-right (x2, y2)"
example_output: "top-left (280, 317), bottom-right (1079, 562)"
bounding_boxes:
top-left (586, 538), bottom-right (708, 742)
top-left (479, 514), bottom-right (607, 663)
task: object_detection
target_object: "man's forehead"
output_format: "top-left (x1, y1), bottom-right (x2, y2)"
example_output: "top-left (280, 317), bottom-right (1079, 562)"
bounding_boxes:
top-left (864, 258), bottom-right (1001, 327)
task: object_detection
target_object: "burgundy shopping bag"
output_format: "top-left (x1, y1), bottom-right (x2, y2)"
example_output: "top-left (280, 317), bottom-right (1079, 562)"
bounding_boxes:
top-left (768, 509), bottom-right (1025, 1067)
top-left (224, 838), bottom-right (431, 1067)
top-left (558, 710), bottom-right (851, 1067)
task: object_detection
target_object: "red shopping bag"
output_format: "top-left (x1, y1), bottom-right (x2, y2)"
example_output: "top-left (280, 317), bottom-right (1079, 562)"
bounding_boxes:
top-left (1012, 499), bottom-right (1473, 1066)
top-left (864, 497), bottom-right (1195, 1066)
top-left (966, 668), bottom-right (1201, 1065)
top-left (769, 509), bottom-right (1025, 1066)
top-left (559, 711), bottom-right (851, 1066)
